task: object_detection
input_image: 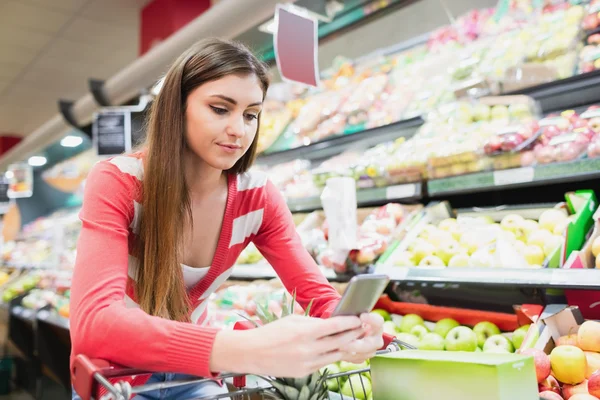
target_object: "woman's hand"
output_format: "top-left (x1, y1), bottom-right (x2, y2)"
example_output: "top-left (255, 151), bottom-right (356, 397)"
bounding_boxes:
top-left (340, 313), bottom-right (385, 364)
top-left (211, 314), bottom-right (364, 378)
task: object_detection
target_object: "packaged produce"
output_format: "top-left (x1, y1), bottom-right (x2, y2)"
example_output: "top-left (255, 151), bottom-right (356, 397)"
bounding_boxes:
top-left (256, 99), bottom-right (293, 154)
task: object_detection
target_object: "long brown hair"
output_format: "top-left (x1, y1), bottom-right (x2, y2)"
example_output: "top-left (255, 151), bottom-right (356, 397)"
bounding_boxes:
top-left (137, 38), bottom-right (270, 321)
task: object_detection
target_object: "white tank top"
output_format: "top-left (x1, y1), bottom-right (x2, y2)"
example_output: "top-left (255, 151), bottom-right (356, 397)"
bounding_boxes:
top-left (181, 264), bottom-right (210, 290)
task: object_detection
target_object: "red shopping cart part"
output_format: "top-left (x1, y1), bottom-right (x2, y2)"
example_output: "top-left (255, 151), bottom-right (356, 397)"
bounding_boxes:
top-left (71, 355), bottom-right (151, 400)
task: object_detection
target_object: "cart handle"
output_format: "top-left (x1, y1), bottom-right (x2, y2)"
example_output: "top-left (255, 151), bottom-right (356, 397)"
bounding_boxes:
top-left (71, 355), bottom-right (151, 400)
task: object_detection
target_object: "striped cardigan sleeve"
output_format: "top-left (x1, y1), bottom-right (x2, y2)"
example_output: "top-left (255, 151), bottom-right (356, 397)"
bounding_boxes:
top-left (252, 180), bottom-right (341, 317)
top-left (69, 161), bottom-right (220, 377)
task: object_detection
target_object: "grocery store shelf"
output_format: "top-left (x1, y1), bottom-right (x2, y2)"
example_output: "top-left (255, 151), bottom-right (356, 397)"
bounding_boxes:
top-left (10, 305), bottom-right (36, 322)
top-left (287, 182), bottom-right (422, 212)
top-left (37, 309), bottom-right (70, 330)
top-left (510, 70), bottom-right (600, 113)
top-left (256, 117), bottom-right (423, 166)
top-left (427, 158), bottom-right (600, 197)
top-left (378, 266), bottom-right (600, 290)
top-left (231, 263), bottom-right (338, 281)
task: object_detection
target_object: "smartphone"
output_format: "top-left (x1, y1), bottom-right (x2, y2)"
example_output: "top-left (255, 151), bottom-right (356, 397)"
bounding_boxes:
top-left (331, 274), bottom-right (390, 317)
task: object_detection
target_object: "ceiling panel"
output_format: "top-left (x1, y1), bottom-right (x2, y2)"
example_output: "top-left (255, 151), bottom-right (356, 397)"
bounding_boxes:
top-left (60, 17), bottom-right (138, 48)
top-left (0, 1), bottom-right (71, 35)
top-left (40, 37), bottom-right (135, 68)
top-left (81, 0), bottom-right (150, 27)
top-left (20, 0), bottom-right (88, 13)
top-left (0, 26), bottom-right (53, 52)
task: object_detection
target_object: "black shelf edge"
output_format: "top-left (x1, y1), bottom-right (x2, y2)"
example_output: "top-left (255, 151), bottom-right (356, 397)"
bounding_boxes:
top-left (36, 309), bottom-right (70, 331)
top-left (287, 182), bottom-right (422, 212)
top-left (256, 117), bottom-right (424, 166)
top-left (10, 305), bottom-right (36, 322)
top-left (427, 158), bottom-right (600, 197)
top-left (377, 265), bottom-right (600, 290)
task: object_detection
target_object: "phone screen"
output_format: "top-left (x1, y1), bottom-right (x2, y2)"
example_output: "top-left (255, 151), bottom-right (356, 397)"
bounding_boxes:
top-left (331, 274), bottom-right (390, 317)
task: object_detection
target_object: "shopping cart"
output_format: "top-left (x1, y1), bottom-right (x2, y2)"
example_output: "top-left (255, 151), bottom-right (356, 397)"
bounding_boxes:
top-left (72, 335), bottom-right (412, 400)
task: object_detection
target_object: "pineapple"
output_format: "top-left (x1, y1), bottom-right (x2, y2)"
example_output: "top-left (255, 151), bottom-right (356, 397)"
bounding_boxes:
top-left (242, 290), bottom-right (329, 400)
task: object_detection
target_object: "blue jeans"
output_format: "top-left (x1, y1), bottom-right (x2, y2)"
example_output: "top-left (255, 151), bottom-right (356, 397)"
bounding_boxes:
top-left (72, 372), bottom-right (229, 400)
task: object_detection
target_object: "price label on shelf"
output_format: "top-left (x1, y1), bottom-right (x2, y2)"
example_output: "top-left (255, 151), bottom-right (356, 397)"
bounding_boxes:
top-left (493, 167), bottom-right (534, 186)
top-left (22, 309), bottom-right (33, 319)
top-left (386, 184), bottom-right (417, 200)
top-left (37, 310), bottom-right (49, 321)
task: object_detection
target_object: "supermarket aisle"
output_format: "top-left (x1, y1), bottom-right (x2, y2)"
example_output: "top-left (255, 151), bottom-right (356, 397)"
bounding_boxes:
top-left (0, 391), bottom-right (33, 400)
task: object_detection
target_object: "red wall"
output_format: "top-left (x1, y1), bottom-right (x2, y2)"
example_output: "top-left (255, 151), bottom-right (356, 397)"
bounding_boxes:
top-left (140, 0), bottom-right (212, 55)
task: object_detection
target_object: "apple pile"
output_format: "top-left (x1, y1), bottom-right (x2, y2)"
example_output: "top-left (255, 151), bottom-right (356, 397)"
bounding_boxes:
top-left (533, 108), bottom-right (600, 165)
top-left (320, 361), bottom-right (373, 400)
top-left (582, 1), bottom-right (600, 32)
top-left (578, 33), bottom-right (600, 74)
top-left (533, 320), bottom-right (600, 400)
top-left (373, 309), bottom-right (534, 354)
top-left (390, 208), bottom-right (569, 269)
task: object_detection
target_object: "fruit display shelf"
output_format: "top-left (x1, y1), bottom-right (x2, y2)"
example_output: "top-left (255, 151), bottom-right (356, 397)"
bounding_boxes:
top-left (255, 116), bottom-right (424, 167)
top-left (230, 262), bottom-right (339, 281)
top-left (427, 157), bottom-right (600, 197)
top-left (376, 265), bottom-right (600, 290)
top-left (287, 182), bottom-right (422, 213)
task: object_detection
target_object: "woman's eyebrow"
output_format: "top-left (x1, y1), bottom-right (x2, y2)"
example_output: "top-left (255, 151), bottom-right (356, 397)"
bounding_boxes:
top-left (210, 94), bottom-right (262, 107)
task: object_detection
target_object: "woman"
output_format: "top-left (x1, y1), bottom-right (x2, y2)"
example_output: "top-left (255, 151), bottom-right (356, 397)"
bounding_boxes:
top-left (70, 38), bottom-right (384, 400)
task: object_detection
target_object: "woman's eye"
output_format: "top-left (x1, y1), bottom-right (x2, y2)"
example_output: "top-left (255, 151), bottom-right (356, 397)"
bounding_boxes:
top-left (210, 106), bottom-right (228, 115)
top-left (244, 113), bottom-right (258, 122)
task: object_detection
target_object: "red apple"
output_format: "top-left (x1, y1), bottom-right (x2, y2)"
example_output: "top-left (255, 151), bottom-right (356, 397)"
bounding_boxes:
top-left (563, 380), bottom-right (589, 400)
top-left (572, 119), bottom-right (589, 130)
top-left (589, 117), bottom-right (600, 133)
top-left (540, 375), bottom-right (563, 395)
top-left (578, 321), bottom-right (600, 353)
top-left (484, 136), bottom-right (502, 155)
top-left (501, 133), bottom-right (525, 151)
top-left (557, 334), bottom-right (580, 347)
top-left (588, 140), bottom-right (600, 158)
top-left (543, 125), bottom-right (562, 138)
top-left (590, 371), bottom-right (600, 398)
top-left (540, 392), bottom-right (565, 400)
top-left (589, 33), bottom-right (600, 45)
top-left (536, 146), bottom-right (556, 163)
top-left (584, 14), bottom-right (600, 31)
top-left (523, 348), bottom-right (551, 383)
top-left (521, 150), bottom-right (536, 166)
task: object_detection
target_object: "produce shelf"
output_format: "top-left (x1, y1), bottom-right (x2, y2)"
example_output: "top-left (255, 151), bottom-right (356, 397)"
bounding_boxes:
top-left (287, 182), bottom-right (422, 212)
top-left (231, 262), bottom-right (339, 281)
top-left (256, 116), bottom-right (424, 166)
top-left (509, 69), bottom-right (600, 113)
top-left (37, 308), bottom-right (70, 330)
top-left (377, 265), bottom-right (600, 290)
top-left (427, 158), bottom-right (600, 197)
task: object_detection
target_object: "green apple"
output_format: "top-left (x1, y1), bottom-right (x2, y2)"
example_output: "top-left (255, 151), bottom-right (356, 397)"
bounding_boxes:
top-left (511, 324), bottom-right (530, 350)
top-left (445, 326), bottom-right (478, 352)
top-left (399, 314), bottom-right (425, 333)
top-left (419, 333), bottom-right (445, 351)
top-left (469, 251), bottom-right (495, 268)
top-left (475, 347), bottom-right (482, 352)
top-left (500, 214), bottom-right (525, 233)
top-left (434, 318), bottom-right (460, 338)
top-left (320, 363), bottom-right (341, 391)
top-left (523, 245), bottom-right (545, 266)
top-left (383, 321), bottom-right (398, 335)
top-left (438, 218), bottom-right (457, 231)
top-left (538, 209), bottom-right (568, 234)
top-left (339, 360), bottom-right (369, 373)
top-left (418, 224), bottom-right (439, 240)
top-left (519, 219), bottom-right (539, 237)
top-left (413, 242), bottom-right (436, 264)
top-left (371, 309), bottom-right (392, 321)
top-left (435, 239), bottom-right (461, 265)
top-left (491, 104), bottom-right (510, 120)
top-left (460, 232), bottom-right (480, 255)
top-left (527, 229), bottom-right (553, 249)
top-left (447, 253), bottom-right (470, 268)
top-left (341, 374), bottom-right (371, 400)
top-left (473, 321), bottom-right (501, 348)
top-left (427, 230), bottom-right (454, 248)
top-left (419, 255), bottom-right (445, 268)
top-left (396, 333), bottom-right (420, 349)
top-left (410, 324), bottom-right (429, 340)
top-left (393, 251), bottom-right (416, 267)
top-left (483, 334), bottom-right (514, 353)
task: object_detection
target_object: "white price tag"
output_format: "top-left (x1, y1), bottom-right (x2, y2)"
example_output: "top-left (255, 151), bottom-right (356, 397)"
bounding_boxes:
top-left (386, 184), bottom-right (417, 200)
top-left (493, 167), bottom-right (534, 186)
top-left (22, 309), bottom-right (32, 319)
top-left (37, 310), bottom-right (49, 320)
top-left (13, 306), bottom-right (23, 315)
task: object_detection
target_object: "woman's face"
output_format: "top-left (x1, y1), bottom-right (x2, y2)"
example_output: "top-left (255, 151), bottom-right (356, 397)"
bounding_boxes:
top-left (185, 74), bottom-right (264, 171)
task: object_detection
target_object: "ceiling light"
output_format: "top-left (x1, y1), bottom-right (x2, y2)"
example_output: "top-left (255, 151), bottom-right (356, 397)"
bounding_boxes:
top-left (258, 4), bottom-right (332, 35)
top-left (60, 135), bottom-right (83, 148)
top-left (28, 156), bottom-right (47, 167)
